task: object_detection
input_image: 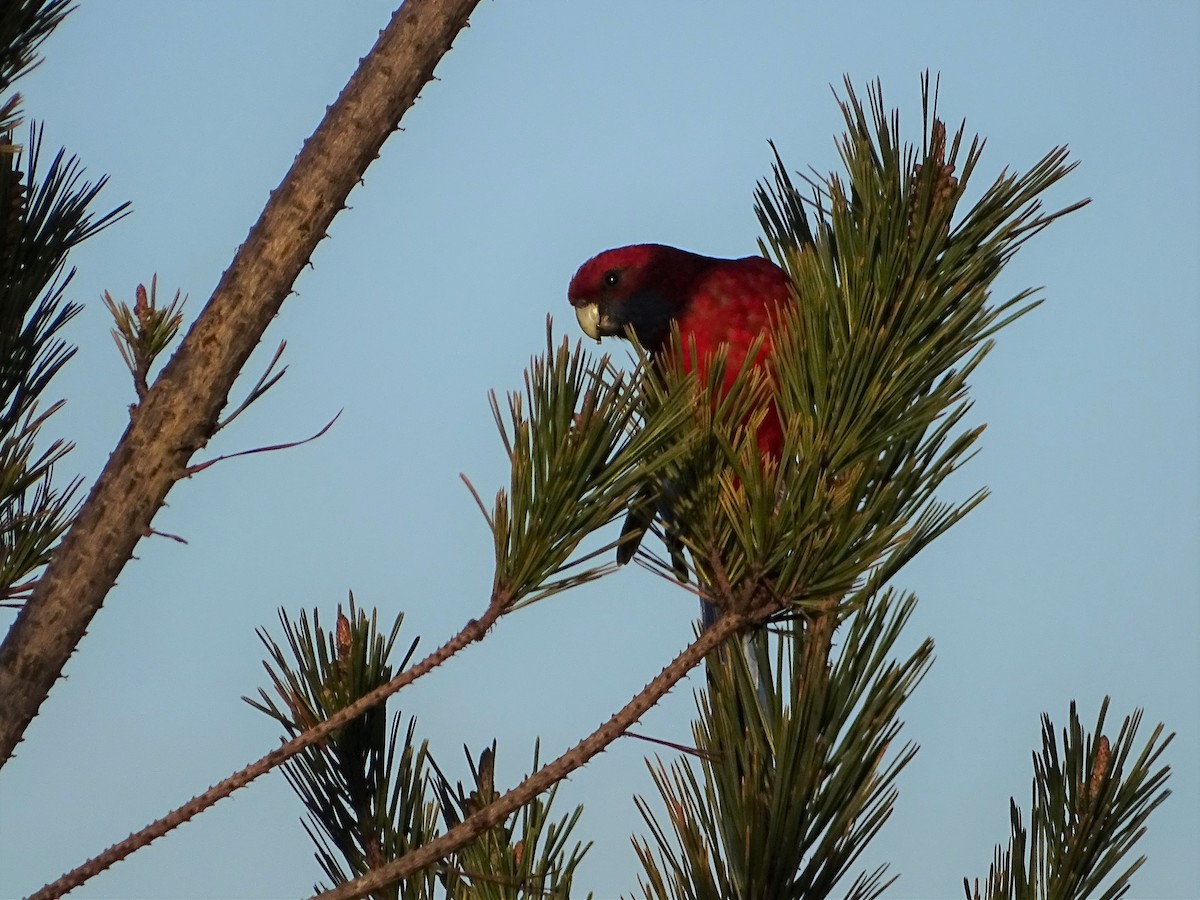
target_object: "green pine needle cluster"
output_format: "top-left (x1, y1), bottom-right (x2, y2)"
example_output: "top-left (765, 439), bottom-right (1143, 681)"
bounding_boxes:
top-left (0, 4), bottom-right (128, 605)
top-left (968, 700), bottom-right (1173, 900)
top-left (0, 128), bottom-right (128, 432)
top-left (632, 76), bottom-right (1088, 629)
top-left (432, 743), bottom-right (593, 900)
top-left (0, 399), bottom-right (78, 602)
top-left (0, 0), bottom-right (71, 133)
top-left (247, 599), bottom-right (440, 898)
top-left (248, 600), bottom-right (592, 898)
top-left (634, 590), bottom-right (932, 900)
top-left (103, 274), bottom-right (186, 401)
top-left (468, 321), bottom-right (692, 609)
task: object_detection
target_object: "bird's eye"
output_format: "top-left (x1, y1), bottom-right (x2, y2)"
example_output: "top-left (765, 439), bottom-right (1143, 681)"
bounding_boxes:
top-left (602, 269), bottom-right (620, 288)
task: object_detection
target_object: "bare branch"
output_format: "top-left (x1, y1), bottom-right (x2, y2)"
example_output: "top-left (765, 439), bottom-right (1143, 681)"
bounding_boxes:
top-left (217, 339), bottom-right (288, 431)
top-left (184, 410), bottom-right (341, 477)
top-left (624, 729), bottom-right (715, 762)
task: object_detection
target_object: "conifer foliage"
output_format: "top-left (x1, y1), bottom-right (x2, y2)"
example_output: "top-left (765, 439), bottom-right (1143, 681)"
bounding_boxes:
top-left (0, 0), bottom-right (127, 605)
top-left (0, 5), bottom-right (1172, 896)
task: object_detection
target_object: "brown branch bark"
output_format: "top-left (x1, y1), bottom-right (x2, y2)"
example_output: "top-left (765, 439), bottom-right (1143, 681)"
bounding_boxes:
top-left (28, 595), bottom-right (509, 900)
top-left (0, 0), bottom-right (482, 766)
top-left (311, 611), bottom-right (750, 900)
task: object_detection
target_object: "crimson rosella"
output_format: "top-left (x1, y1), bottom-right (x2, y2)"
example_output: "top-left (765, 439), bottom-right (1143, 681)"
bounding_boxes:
top-left (569, 243), bottom-right (792, 455)
top-left (568, 243), bottom-right (794, 608)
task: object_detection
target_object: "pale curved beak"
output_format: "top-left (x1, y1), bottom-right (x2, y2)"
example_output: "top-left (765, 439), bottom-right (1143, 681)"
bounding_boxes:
top-left (575, 303), bottom-right (602, 342)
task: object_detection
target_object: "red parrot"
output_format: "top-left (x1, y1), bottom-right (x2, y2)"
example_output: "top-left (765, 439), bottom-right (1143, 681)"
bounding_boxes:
top-left (568, 243), bottom-right (794, 576)
top-left (569, 243), bottom-right (792, 458)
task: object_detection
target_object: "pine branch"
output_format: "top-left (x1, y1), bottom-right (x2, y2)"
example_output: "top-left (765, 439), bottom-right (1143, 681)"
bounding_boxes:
top-left (629, 74), bottom-right (1091, 900)
top-left (0, 0), bottom-right (73, 132)
top-left (474, 323), bottom-right (697, 610)
top-left (310, 610), bottom-right (752, 900)
top-left (0, 405), bottom-right (80, 601)
top-left (0, 0), bottom-right (483, 767)
top-left (966, 700), bottom-right (1173, 900)
top-left (0, 125), bottom-right (129, 435)
top-left (248, 600), bottom-right (441, 900)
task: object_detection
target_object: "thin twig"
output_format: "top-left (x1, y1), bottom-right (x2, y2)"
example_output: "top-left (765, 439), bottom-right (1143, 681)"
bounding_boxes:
top-left (624, 729), bottom-right (715, 762)
top-left (2, 580), bottom-right (37, 599)
top-left (185, 411), bottom-right (341, 477)
top-left (147, 529), bottom-right (187, 545)
top-left (217, 340), bottom-right (288, 431)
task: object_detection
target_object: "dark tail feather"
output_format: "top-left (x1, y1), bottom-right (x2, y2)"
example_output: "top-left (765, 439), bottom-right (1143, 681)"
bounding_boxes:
top-left (616, 480), bottom-right (656, 566)
top-left (618, 480), bottom-right (689, 581)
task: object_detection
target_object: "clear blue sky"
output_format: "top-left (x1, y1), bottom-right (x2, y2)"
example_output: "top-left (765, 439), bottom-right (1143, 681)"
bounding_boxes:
top-left (2, 3), bottom-right (1197, 898)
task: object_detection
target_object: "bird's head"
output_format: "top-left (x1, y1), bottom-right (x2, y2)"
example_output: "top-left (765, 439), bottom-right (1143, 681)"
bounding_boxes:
top-left (568, 244), bottom-right (707, 352)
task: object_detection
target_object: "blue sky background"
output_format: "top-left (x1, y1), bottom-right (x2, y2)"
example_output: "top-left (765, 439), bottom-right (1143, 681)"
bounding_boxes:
top-left (1, 3), bottom-right (1197, 898)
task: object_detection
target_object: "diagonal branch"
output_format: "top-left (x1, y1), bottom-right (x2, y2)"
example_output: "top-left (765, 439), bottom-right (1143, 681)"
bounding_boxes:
top-left (0, 0), bottom-right (482, 766)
